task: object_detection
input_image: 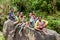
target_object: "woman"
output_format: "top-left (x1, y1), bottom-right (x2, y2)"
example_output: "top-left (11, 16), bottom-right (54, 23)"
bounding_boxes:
top-left (19, 12), bottom-right (24, 23)
top-left (22, 16), bottom-right (26, 23)
top-left (29, 11), bottom-right (36, 28)
top-left (15, 11), bottom-right (20, 21)
top-left (13, 12), bottom-right (24, 40)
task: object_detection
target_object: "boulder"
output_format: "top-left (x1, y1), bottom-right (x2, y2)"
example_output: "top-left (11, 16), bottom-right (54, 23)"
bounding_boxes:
top-left (17, 27), bottom-right (60, 40)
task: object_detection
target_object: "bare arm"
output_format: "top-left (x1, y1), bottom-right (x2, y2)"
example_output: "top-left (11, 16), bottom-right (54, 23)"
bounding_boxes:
top-left (14, 21), bottom-right (19, 25)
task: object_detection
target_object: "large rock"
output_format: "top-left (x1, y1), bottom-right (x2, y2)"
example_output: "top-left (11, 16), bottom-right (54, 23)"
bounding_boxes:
top-left (17, 27), bottom-right (60, 40)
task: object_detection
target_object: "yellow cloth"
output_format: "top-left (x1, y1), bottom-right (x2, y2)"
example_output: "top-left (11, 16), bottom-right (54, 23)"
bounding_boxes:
top-left (34, 19), bottom-right (48, 30)
top-left (22, 18), bottom-right (26, 23)
top-left (19, 17), bottom-right (23, 23)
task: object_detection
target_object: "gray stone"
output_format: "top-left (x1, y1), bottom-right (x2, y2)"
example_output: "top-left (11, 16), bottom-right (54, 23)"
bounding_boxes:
top-left (3, 19), bottom-right (15, 40)
top-left (16, 27), bottom-right (60, 40)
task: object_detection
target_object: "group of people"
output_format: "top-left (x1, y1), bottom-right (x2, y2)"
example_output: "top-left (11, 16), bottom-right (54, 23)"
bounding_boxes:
top-left (3, 7), bottom-right (48, 40)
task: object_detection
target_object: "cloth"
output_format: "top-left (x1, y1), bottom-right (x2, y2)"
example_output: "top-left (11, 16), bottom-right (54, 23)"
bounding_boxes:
top-left (34, 20), bottom-right (48, 30)
top-left (9, 12), bottom-right (15, 21)
top-left (19, 16), bottom-right (23, 23)
top-left (30, 16), bottom-right (34, 22)
top-left (30, 16), bottom-right (36, 28)
top-left (22, 18), bottom-right (26, 23)
top-left (34, 17), bottom-right (38, 23)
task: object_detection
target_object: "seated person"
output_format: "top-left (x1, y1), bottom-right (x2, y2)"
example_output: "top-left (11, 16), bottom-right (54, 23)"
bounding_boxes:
top-left (15, 11), bottom-right (20, 21)
top-left (29, 12), bottom-right (36, 28)
top-left (29, 11), bottom-right (36, 22)
top-left (22, 16), bottom-right (26, 23)
top-left (15, 12), bottom-right (24, 29)
top-left (19, 12), bottom-right (24, 23)
top-left (26, 22), bottom-right (30, 28)
top-left (34, 16), bottom-right (48, 32)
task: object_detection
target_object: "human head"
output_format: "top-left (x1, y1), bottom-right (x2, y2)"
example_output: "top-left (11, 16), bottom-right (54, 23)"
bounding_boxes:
top-left (31, 11), bottom-right (34, 14)
top-left (38, 16), bottom-right (42, 21)
top-left (23, 16), bottom-right (26, 19)
top-left (10, 7), bottom-right (14, 12)
top-left (19, 12), bottom-right (23, 17)
top-left (29, 13), bottom-right (32, 17)
top-left (29, 11), bottom-right (35, 17)
top-left (16, 11), bottom-right (20, 17)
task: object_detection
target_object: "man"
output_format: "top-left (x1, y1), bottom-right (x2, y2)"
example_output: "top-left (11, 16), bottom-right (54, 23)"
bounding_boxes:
top-left (34, 16), bottom-right (48, 32)
top-left (3, 7), bottom-right (19, 40)
top-left (9, 7), bottom-right (15, 21)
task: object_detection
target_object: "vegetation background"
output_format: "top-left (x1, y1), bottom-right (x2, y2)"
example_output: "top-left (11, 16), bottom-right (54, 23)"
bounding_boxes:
top-left (0, 0), bottom-right (60, 40)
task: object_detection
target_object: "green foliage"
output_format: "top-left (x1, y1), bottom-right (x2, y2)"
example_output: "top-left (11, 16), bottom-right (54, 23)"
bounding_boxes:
top-left (13, 0), bottom-right (53, 13)
top-left (47, 15), bottom-right (60, 34)
top-left (0, 15), bottom-right (8, 31)
top-left (41, 1), bottom-right (47, 11)
top-left (57, 0), bottom-right (60, 10)
top-left (0, 0), bottom-right (60, 34)
top-left (0, 32), bottom-right (5, 40)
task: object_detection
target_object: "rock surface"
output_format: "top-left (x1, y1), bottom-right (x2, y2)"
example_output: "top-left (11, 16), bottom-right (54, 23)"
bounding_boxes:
top-left (17, 27), bottom-right (60, 40)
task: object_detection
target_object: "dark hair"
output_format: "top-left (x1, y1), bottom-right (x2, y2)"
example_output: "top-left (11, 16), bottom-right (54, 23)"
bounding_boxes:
top-left (38, 16), bottom-right (42, 19)
top-left (10, 7), bottom-right (14, 10)
top-left (30, 11), bottom-right (35, 16)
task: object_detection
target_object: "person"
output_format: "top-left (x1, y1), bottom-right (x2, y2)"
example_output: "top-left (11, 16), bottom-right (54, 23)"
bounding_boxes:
top-left (26, 22), bottom-right (30, 28)
top-left (9, 7), bottom-right (15, 21)
top-left (29, 11), bottom-right (36, 22)
top-left (19, 15), bottom-right (27, 30)
top-left (13, 12), bottom-right (26, 40)
top-left (3, 18), bottom-right (19, 40)
top-left (15, 11), bottom-right (20, 21)
top-left (15, 12), bottom-right (24, 27)
top-left (34, 16), bottom-right (48, 32)
top-left (22, 16), bottom-right (26, 23)
top-left (3, 7), bottom-right (19, 40)
top-left (15, 12), bottom-right (24, 31)
top-left (19, 12), bottom-right (24, 23)
top-left (18, 15), bottom-right (27, 34)
top-left (29, 11), bottom-right (36, 28)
